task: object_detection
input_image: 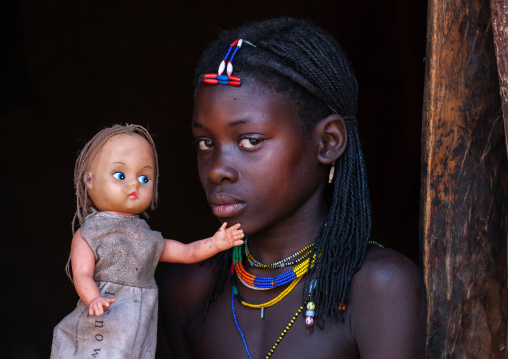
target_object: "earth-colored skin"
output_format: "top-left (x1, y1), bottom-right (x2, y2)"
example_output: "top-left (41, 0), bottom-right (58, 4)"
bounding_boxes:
top-left (160, 81), bottom-right (426, 359)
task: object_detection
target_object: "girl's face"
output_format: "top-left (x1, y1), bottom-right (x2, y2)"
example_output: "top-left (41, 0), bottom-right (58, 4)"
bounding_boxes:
top-left (192, 81), bottom-right (326, 236)
top-left (86, 133), bottom-right (155, 215)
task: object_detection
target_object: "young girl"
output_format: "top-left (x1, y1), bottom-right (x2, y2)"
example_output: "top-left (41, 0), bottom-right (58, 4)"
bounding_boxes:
top-left (51, 124), bottom-right (244, 359)
top-left (160, 17), bottom-right (426, 358)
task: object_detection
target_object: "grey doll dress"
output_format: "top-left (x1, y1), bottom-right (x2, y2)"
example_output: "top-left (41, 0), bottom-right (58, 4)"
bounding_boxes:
top-left (51, 211), bottom-right (165, 359)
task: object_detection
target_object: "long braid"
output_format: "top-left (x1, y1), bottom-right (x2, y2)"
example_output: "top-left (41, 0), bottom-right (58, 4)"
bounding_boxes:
top-left (197, 17), bottom-right (371, 325)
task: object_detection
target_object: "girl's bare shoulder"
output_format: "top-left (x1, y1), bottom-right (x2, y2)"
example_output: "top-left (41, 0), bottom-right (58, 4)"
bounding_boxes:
top-left (354, 245), bottom-right (423, 291)
top-left (347, 245), bottom-right (426, 358)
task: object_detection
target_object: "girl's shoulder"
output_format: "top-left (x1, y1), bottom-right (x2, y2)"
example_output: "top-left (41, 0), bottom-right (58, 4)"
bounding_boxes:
top-left (351, 244), bottom-right (424, 306)
top-left (358, 244), bottom-right (423, 285)
top-left (346, 245), bottom-right (426, 357)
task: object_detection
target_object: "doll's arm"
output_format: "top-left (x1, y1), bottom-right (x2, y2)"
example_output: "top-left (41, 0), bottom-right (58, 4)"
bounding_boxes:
top-left (71, 229), bottom-right (115, 316)
top-left (159, 222), bottom-right (244, 263)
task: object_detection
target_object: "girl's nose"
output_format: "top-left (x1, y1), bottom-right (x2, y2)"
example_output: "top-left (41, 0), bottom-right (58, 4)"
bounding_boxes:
top-left (206, 149), bottom-right (238, 184)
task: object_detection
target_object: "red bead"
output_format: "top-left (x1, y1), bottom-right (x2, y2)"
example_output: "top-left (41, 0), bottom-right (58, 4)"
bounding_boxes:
top-left (228, 81), bottom-right (241, 87)
top-left (204, 74), bottom-right (218, 79)
top-left (204, 79), bottom-right (219, 85)
top-left (230, 39), bottom-right (239, 47)
top-left (229, 76), bottom-right (241, 81)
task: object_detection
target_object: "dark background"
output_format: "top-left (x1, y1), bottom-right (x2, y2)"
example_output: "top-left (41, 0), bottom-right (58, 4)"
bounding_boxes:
top-left (1, 1), bottom-right (427, 358)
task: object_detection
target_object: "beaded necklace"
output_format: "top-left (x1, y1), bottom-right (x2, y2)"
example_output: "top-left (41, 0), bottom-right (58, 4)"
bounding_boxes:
top-left (231, 286), bottom-right (306, 359)
top-left (244, 237), bottom-right (314, 268)
top-left (233, 245), bottom-right (313, 290)
top-left (231, 274), bottom-right (303, 311)
top-left (231, 273), bottom-right (316, 358)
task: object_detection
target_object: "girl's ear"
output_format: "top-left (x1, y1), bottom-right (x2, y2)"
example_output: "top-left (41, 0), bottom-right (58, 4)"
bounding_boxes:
top-left (315, 114), bottom-right (348, 164)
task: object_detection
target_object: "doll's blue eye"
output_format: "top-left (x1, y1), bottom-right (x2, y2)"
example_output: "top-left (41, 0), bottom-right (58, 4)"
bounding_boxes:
top-left (113, 172), bottom-right (125, 180)
top-left (138, 175), bottom-right (149, 184)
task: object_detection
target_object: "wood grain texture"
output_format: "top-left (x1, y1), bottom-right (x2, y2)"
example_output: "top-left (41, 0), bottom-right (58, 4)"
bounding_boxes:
top-left (491, 0), bottom-right (508, 154)
top-left (422, 0), bottom-right (508, 357)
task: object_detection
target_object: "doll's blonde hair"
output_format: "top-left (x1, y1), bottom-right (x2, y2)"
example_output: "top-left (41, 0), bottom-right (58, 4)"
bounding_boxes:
top-left (73, 124), bottom-right (159, 229)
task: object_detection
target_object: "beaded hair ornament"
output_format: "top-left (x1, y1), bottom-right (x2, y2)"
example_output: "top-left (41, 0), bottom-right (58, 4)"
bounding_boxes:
top-left (203, 39), bottom-right (255, 87)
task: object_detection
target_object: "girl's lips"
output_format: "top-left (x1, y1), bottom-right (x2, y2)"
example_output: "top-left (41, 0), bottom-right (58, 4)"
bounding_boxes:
top-left (128, 191), bottom-right (137, 200)
top-left (210, 203), bottom-right (246, 218)
top-left (208, 193), bottom-right (246, 218)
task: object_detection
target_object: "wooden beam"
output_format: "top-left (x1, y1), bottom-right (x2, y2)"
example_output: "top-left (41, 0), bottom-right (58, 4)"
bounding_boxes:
top-left (491, 0), bottom-right (508, 154)
top-left (422, 0), bottom-right (508, 357)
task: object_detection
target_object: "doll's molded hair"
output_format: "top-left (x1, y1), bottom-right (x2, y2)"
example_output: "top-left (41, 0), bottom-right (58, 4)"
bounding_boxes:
top-left (73, 124), bottom-right (159, 230)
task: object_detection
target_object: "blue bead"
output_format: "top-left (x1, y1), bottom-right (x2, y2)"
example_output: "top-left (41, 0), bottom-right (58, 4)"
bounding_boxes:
top-left (218, 80), bottom-right (228, 85)
top-left (305, 310), bottom-right (315, 317)
top-left (217, 75), bottom-right (229, 81)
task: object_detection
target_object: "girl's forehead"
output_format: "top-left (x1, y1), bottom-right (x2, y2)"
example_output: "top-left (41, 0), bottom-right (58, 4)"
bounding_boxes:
top-left (193, 83), bottom-right (299, 126)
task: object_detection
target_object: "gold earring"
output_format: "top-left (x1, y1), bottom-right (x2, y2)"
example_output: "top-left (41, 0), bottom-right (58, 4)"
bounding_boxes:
top-left (328, 161), bottom-right (336, 184)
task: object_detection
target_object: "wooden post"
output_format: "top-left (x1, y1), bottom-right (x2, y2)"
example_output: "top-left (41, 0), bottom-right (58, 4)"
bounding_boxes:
top-left (422, 0), bottom-right (508, 357)
top-left (491, 0), bottom-right (508, 153)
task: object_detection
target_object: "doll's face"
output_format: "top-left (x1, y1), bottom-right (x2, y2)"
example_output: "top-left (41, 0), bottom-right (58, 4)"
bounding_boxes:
top-left (86, 133), bottom-right (155, 215)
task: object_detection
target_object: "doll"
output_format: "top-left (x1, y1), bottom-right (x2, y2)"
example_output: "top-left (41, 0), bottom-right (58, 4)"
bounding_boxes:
top-left (50, 124), bottom-right (244, 359)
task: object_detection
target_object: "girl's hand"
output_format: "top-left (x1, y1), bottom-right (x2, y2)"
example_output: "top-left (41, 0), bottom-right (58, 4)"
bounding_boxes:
top-left (214, 222), bottom-right (244, 251)
top-left (87, 297), bottom-right (116, 316)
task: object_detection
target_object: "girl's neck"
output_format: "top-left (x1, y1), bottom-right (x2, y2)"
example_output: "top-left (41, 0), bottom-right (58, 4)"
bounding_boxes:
top-left (247, 198), bottom-right (328, 265)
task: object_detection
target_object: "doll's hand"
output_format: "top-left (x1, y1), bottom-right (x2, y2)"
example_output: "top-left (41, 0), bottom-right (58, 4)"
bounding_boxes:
top-left (214, 222), bottom-right (244, 250)
top-left (88, 296), bottom-right (116, 316)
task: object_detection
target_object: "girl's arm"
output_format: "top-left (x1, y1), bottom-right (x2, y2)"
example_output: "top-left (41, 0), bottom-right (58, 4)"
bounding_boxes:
top-left (159, 222), bottom-right (244, 263)
top-left (71, 229), bottom-right (115, 316)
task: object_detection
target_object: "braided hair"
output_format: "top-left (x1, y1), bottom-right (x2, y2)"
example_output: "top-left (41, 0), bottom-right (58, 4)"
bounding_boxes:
top-left (195, 17), bottom-right (371, 326)
top-left (66, 123), bottom-right (159, 281)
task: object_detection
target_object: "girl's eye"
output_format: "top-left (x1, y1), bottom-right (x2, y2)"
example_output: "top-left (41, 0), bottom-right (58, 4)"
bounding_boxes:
top-left (113, 171), bottom-right (125, 180)
top-left (239, 138), bottom-right (262, 149)
top-left (138, 175), bottom-right (149, 184)
top-left (197, 139), bottom-right (214, 151)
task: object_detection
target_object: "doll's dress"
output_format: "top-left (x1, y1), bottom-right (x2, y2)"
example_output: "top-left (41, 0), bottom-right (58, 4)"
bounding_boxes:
top-left (50, 210), bottom-right (165, 359)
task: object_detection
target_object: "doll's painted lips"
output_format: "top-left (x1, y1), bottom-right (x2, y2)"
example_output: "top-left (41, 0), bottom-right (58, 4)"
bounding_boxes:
top-left (208, 193), bottom-right (246, 218)
top-left (128, 191), bottom-right (137, 199)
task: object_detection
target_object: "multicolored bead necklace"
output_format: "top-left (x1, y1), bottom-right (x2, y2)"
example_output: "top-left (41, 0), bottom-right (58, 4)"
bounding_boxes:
top-left (231, 274), bottom-right (303, 313)
top-left (230, 243), bottom-right (332, 358)
top-left (244, 237), bottom-right (315, 268)
top-left (231, 288), bottom-right (307, 359)
top-left (233, 245), bottom-right (313, 290)
top-left (231, 274), bottom-right (316, 358)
